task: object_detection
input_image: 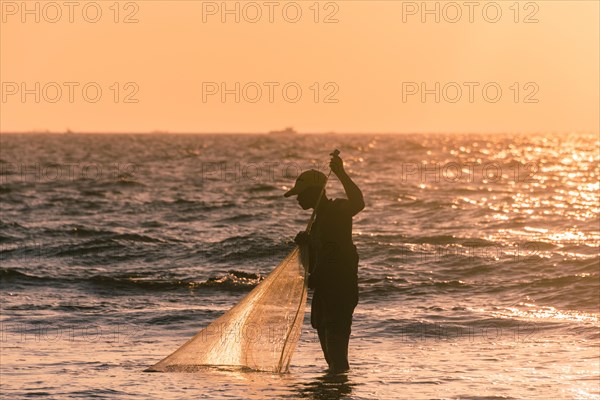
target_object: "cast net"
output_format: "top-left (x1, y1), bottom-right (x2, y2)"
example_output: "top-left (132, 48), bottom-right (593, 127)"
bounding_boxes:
top-left (146, 245), bottom-right (309, 373)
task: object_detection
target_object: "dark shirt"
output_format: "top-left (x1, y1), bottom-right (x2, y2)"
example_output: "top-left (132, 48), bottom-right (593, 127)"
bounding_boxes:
top-left (309, 198), bottom-right (359, 329)
top-left (308, 198), bottom-right (359, 290)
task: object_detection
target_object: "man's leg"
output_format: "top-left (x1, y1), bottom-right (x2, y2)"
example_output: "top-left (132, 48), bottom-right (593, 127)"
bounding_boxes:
top-left (325, 311), bottom-right (352, 372)
top-left (317, 327), bottom-right (331, 367)
top-left (312, 289), bottom-right (332, 368)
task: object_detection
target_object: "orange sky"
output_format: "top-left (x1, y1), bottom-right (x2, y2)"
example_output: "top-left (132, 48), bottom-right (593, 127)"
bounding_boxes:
top-left (1, 1), bottom-right (598, 133)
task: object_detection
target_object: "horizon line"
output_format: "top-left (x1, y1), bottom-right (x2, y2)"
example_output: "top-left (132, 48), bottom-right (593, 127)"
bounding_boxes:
top-left (1, 130), bottom-right (597, 136)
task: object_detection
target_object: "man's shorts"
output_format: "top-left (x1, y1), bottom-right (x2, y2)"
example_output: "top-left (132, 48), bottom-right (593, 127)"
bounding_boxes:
top-left (311, 285), bottom-right (358, 333)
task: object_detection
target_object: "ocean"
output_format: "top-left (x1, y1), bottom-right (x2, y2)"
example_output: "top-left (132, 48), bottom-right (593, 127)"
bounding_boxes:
top-left (0, 133), bottom-right (598, 399)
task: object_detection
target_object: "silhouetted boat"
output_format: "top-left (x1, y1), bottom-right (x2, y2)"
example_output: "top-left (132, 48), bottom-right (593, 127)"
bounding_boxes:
top-left (268, 127), bottom-right (297, 135)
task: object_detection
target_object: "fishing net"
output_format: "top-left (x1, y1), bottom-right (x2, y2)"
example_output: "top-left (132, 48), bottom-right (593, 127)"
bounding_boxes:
top-left (146, 245), bottom-right (309, 373)
top-left (147, 159), bottom-right (337, 373)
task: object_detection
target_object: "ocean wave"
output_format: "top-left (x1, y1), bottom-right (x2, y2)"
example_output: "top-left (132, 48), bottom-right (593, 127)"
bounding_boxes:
top-left (368, 316), bottom-right (551, 341)
top-left (0, 233), bottom-right (169, 264)
top-left (247, 183), bottom-right (279, 192)
top-left (198, 235), bottom-right (291, 264)
top-left (0, 268), bottom-right (262, 292)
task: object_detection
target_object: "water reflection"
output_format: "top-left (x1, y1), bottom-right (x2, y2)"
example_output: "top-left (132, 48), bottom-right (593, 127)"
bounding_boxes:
top-left (296, 371), bottom-right (354, 399)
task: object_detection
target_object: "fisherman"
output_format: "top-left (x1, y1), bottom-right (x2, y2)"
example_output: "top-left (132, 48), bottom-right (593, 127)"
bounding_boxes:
top-left (284, 152), bottom-right (365, 373)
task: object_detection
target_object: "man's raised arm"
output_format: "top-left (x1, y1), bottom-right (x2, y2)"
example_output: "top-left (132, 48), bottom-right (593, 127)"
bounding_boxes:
top-left (330, 153), bottom-right (365, 216)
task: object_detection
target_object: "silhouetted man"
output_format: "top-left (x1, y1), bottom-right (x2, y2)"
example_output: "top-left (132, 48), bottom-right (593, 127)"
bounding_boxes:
top-left (284, 152), bottom-right (364, 372)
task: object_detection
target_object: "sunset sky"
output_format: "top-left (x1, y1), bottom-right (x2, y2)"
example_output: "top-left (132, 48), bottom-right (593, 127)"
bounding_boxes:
top-left (1, 1), bottom-right (598, 134)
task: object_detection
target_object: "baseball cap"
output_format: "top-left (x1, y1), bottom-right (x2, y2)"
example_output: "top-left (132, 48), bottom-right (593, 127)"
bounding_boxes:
top-left (283, 169), bottom-right (327, 197)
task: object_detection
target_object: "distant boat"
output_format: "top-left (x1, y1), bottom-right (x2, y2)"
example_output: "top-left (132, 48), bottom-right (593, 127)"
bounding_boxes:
top-left (268, 127), bottom-right (297, 135)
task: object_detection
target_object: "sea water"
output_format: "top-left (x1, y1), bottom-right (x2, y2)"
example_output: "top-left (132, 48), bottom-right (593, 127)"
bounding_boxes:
top-left (1, 133), bottom-right (598, 399)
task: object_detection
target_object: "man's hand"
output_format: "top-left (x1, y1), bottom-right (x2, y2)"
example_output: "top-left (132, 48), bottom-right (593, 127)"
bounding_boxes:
top-left (294, 231), bottom-right (310, 246)
top-left (330, 152), bottom-right (345, 176)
